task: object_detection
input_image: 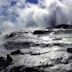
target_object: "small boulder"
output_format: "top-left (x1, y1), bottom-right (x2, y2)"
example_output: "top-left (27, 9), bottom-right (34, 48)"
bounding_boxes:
top-left (67, 48), bottom-right (72, 53)
top-left (33, 30), bottom-right (51, 34)
top-left (4, 32), bottom-right (16, 39)
top-left (0, 57), bottom-right (5, 67)
top-left (11, 50), bottom-right (24, 55)
top-left (4, 54), bottom-right (13, 67)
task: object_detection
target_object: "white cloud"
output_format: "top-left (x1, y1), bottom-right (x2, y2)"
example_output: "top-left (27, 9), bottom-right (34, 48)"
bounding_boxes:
top-left (16, 0), bottom-right (57, 28)
top-left (55, 0), bottom-right (72, 25)
top-left (1, 21), bottom-right (15, 32)
top-left (0, 0), bottom-right (72, 32)
top-left (17, 5), bottom-right (52, 28)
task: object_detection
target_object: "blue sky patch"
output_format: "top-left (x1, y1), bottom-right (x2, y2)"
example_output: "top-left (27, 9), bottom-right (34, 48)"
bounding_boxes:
top-left (26, 0), bottom-right (38, 4)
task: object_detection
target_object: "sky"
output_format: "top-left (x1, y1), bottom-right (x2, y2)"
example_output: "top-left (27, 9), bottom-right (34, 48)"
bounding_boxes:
top-left (26, 0), bottom-right (38, 4)
top-left (0, 0), bottom-right (72, 32)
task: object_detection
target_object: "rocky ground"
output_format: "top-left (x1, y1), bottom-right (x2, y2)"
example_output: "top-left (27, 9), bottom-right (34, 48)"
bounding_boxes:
top-left (0, 29), bottom-right (72, 72)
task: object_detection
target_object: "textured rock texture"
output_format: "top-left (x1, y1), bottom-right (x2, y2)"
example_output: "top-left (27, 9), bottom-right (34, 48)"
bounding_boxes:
top-left (0, 29), bottom-right (72, 72)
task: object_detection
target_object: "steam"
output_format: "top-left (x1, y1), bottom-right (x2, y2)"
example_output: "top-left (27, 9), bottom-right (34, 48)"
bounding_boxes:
top-left (0, 0), bottom-right (72, 32)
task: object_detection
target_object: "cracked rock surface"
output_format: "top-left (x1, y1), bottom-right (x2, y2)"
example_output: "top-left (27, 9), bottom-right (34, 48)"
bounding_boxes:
top-left (0, 29), bottom-right (72, 72)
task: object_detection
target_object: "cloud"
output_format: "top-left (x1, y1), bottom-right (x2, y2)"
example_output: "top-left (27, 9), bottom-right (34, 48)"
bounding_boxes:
top-left (17, 5), bottom-right (52, 28)
top-left (55, 0), bottom-right (72, 25)
top-left (0, 0), bottom-right (72, 32)
top-left (2, 21), bottom-right (15, 31)
top-left (16, 0), bottom-right (57, 28)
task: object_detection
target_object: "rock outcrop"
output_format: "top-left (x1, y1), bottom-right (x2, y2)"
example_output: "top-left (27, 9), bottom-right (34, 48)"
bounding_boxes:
top-left (11, 50), bottom-right (24, 55)
top-left (33, 30), bottom-right (52, 34)
top-left (0, 29), bottom-right (72, 72)
top-left (54, 24), bottom-right (72, 29)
